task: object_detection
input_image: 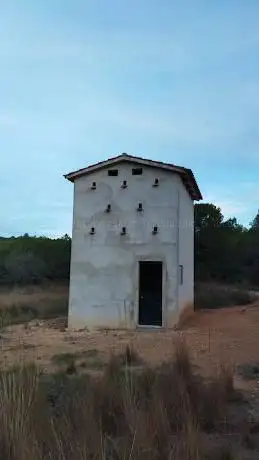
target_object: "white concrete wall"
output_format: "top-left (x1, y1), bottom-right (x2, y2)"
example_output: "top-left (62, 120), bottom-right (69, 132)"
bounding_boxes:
top-left (68, 161), bottom-right (194, 330)
top-left (178, 181), bottom-right (194, 316)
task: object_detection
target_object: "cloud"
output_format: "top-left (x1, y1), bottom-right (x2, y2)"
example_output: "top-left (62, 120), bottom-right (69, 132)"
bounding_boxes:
top-left (0, 1), bottom-right (258, 154)
top-left (203, 182), bottom-right (259, 226)
top-left (208, 199), bottom-right (247, 218)
top-left (0, 0), bottom-right (258, 236)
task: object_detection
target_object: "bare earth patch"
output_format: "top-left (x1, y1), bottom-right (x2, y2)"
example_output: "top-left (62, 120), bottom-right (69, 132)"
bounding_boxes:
top-left (1, 283), bottom-right (259, 393)
top-left (0, 299), bottom-right (259, 386)
top-left (1, 285), bottom-right (259, 458)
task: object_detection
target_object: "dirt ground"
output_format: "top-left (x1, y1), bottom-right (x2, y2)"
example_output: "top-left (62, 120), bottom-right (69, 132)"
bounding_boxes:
top-left (0, 286), bottom-right (259, 391)
top-left (1, 286), bottom-right (259, 459)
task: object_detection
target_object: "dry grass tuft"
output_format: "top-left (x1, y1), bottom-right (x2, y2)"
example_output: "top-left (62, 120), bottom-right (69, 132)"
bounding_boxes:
top-left (0, 337), bottom-right (251, 459)
top-left (0, 283), bottom-right (68, 328)
top-left (118, 344), bottom-right (143, 366)
top-left (175, 302), bottom-right (196, 330)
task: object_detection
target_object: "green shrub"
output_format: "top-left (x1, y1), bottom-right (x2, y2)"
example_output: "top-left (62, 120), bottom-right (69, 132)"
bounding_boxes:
top-left (237, 362), bottom-right (259, 380)
top-left (0, 305), bottom-right (37, 327)
top-left (51, 352), bottom-right (77, 366)
top-left (52, 349), bottom-right (105, 371)
top-left (195, 282), bottom-right (255, 309)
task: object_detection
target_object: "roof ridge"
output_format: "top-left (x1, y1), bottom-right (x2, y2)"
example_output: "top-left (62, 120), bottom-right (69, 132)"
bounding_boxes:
top-left (64, 153), bottom-right (202, 200)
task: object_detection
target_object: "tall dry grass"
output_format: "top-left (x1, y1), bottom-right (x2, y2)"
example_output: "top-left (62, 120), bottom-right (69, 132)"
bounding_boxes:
top-left (0, 338), bottom-right (244, 460)
top-left (0, 283), bottom-right (68, 327)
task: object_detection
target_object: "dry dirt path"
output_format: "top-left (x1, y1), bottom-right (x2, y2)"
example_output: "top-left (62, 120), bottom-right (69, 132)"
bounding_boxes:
top-left (0, 303), bottom-right (258, 383)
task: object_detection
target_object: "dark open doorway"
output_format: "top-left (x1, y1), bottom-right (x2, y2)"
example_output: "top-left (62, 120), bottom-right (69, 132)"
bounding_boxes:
top-left (138, 261), bottom-right (163, 327)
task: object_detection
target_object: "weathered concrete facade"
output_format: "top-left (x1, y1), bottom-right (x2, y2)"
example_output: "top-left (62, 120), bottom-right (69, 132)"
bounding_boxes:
top-left (65, 155), bottom-right (201, 330)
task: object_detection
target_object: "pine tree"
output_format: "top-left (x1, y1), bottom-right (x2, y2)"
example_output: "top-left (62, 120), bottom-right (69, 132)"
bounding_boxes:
top-left (251, 209), bottom-right (259, 229)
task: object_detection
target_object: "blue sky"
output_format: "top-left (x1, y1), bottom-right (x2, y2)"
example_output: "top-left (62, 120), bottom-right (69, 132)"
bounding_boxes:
top-left (1, 0), bottom-right (259, 236)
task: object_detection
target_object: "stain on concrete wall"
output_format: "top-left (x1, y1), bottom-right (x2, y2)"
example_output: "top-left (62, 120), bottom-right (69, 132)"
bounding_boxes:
top-left (178, 181), bottom-right (194, 317)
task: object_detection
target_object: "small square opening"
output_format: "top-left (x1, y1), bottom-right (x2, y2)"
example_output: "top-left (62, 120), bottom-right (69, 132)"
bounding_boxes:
top-left (132, 167), bottom-right (143, 175)
top-left (108, 169), bottom-right (118, 176)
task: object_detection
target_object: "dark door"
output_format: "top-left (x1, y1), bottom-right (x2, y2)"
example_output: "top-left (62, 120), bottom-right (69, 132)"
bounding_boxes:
top-left (138, 261), bottom-right (163, 326)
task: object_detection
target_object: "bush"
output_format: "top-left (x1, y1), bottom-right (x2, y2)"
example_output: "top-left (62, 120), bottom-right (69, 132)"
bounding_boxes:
top-left (237, 362), bottom-right (259, 380)
top-left (0, 305), bottom-right (37, 328)
top-left (195, 282), bottom-right (255, 309)
top-left (0, 235), bottom-right (71, 286)
top-left (52, 349), bottom-right (105, 373)
top-left (5, 252), bottom-right (46, 285)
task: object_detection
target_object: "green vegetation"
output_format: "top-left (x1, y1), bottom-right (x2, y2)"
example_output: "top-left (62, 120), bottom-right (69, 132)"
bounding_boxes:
top-left (195, 204), bottom-right (259, 287)
top-left (51, 349), bottom-right (105, 373)
top-left (195, 282), bottom-right (256, 309)
top-left (237, 362), bottom-right (259, 380)
top-left (0, 234), bottom-right (71, 285)
top-left (51, 347), bottom-right (144, 375)
top-left (51, 352), bottom-right (80, 365)
top-left (0, 341), bottom-right (254, 459)
top-left (1, 205), bottom-right (259, 292)
top-left (1, 204), bottom-right (259, 312)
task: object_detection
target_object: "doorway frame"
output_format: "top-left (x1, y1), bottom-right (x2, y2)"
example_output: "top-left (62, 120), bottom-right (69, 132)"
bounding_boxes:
top-left (135, 257), bottom-right (166, 329)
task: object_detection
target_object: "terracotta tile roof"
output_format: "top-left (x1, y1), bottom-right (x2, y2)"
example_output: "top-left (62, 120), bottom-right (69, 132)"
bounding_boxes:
top-left (64, 153), bottom-right (202, 200)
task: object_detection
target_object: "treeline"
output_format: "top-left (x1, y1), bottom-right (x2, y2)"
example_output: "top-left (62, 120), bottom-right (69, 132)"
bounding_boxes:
top-left (0, 204), bottom-right (259, 286)
top-left (195, 204), bottom-right (259, 287)
top-left (0, 234), bottom-right (71, 285)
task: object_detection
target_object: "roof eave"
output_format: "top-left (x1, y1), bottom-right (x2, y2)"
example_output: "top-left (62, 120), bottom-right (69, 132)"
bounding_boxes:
top-left (63, 174), bottom-right (75, 182)
top-left (64, 154), bottom-right (203, 200)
